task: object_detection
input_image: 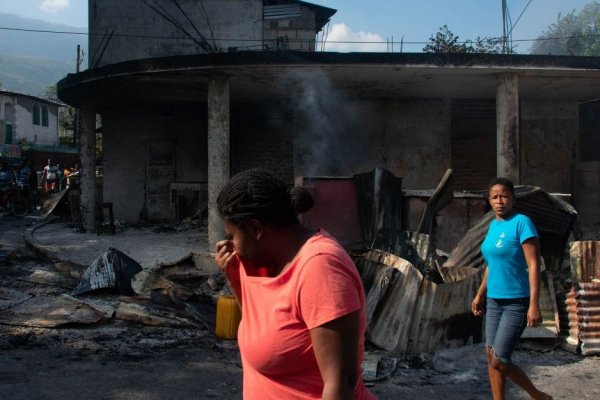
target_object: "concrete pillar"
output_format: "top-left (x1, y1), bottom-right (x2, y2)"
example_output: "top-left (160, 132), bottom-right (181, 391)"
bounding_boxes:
top-left (207, 75), bottom-right (230, 251)
top-left (79, 99), bottom-right (98, 233)
top-left (496, 73), bottom-right (520, 183)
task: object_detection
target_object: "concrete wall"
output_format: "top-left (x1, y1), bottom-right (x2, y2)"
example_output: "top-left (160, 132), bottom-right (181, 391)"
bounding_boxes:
top-left (231, 102), bottom-right (295, 182)
top-left (102, 107), bottom-right (207, 222)
top-left (450, 99), bottom-right (496, 190)
top-left (263, 6), bottom-right (318, 51)
top-left (15, 97), bottom-right (59, 146)
top-left (100, 96), bottom-right (582, 223)
top-left (0, 94), bottom-right (58, 146)
top-left (293, 97), bottom-right (451, 189)
top-left (521, 100), bottom-right (578, 192)
top-left (579, 101), bottom-right (600, 162)
top-left (89, 0), bottom-right (263, 67)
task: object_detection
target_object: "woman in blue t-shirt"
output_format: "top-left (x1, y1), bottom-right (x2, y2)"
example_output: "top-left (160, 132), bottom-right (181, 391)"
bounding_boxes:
top-left (471, 177), bottom-right (552, 400)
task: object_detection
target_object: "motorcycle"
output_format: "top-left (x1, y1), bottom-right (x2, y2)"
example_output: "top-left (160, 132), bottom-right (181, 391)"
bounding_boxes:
top-left (0, 182), bottom-right (29, 218)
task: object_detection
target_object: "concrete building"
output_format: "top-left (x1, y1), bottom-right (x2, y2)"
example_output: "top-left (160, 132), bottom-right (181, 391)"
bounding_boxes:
top-left (0, 90), bottom-right (60, 147)
top-left (58, 0), bottom-right (600, 243)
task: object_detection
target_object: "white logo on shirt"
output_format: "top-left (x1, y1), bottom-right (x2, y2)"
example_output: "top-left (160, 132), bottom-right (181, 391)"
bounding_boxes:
top-left (495, 232), bottom-right (505, 248)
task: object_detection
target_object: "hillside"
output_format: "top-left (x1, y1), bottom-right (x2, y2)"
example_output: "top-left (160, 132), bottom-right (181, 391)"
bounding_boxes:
top-left (0, 13), bottom-right (87, 96)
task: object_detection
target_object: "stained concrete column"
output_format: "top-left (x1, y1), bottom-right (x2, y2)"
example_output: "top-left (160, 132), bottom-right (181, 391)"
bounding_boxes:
top-left (496, 73), bottom-right (520, 183)
top-left (207, 75), bottom-right (230, 251)
top-left (79, 99), bottom-right (97, 233)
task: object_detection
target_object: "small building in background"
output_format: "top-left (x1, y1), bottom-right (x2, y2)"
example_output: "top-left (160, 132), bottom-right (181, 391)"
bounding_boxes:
top-left (0, 90), bottom-right (60, 147)
top-left (0, 90), bottom-right (79, 173)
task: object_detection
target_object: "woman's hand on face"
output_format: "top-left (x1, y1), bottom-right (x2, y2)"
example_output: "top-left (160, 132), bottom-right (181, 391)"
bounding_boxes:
top-left (527, 304), bottom-right (543, 327)
top-left (471, 295), bottom-right (485, 317)
top-left (215, 240), bottom-right (237, 274)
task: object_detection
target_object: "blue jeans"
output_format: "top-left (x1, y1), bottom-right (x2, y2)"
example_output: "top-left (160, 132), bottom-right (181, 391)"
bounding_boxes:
top-left (485, 297), bottom-right (529, 363)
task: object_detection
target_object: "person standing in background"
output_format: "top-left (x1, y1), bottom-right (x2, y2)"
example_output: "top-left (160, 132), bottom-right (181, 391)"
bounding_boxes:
top-left (472, 177), bottom-right (552, 400)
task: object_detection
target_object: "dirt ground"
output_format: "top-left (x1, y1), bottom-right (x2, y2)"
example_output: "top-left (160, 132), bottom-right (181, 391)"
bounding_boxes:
top-left (1, 216), bottom-right (599, 400)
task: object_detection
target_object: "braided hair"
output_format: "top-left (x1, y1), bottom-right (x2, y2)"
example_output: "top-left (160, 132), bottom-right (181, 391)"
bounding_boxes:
top-left (217, 168), bottom-right (314, 227)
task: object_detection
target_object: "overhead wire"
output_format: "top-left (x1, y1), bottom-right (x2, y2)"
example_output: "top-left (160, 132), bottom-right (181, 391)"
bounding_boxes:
top-left (0, 25), bottom-right (598, 48)
top-left (507, 0), bottom-right (533, 37)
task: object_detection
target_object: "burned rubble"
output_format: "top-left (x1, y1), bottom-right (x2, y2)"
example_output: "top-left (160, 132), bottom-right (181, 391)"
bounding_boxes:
top-left (298, 167), bottom-right (598, 360)
top-left (0, 167), bottom-right (598, 396)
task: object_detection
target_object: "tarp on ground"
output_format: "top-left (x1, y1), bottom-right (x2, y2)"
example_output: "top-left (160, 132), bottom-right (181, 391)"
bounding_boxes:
top-left (73, 247), bottom-right (143, 295)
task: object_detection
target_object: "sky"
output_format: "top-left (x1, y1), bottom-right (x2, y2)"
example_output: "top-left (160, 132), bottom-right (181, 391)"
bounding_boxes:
top-left (0, 0), bottom-right (595, 53)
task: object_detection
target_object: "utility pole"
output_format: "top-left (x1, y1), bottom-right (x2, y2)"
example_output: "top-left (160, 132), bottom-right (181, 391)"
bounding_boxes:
top-left (501, 0), bottom-right (513, 54)
top-left (76, 44), bottom-right (81, 73)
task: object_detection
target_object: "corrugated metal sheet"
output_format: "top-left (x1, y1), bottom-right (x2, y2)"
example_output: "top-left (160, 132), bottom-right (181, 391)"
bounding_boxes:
top-left (440, 212), bottom-right (494, 279)
top-left (564, 282), bottom-right (600, 355)
top-left (353, 249), bottom-right (484, 355)
top-left (264, 4), bottom-right (303, 20)
top-left (570, 241), bottom-right (600, 282)
top-left (370, 229), bottom-right (434, 275)
top-left (416, 169), bottom-right (454, 235)
top-left (560, 241), bottom-right (600, 355)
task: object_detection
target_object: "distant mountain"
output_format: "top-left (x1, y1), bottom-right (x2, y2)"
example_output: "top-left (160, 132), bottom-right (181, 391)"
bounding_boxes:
top-left (0, 13), bottom-right (87, 96)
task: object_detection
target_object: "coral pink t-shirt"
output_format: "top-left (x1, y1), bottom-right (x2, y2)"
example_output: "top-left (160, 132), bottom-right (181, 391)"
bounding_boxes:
top-left (235, 230), bottom-right (375, 400)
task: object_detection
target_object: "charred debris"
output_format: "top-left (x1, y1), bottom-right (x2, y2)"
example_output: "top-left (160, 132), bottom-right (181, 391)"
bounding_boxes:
top-left (2, 167), bottom-right (597, 361)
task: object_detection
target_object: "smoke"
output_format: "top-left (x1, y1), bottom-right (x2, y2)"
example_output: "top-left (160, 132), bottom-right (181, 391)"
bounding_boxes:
top-left (281, 69), bottom-right (362, 177)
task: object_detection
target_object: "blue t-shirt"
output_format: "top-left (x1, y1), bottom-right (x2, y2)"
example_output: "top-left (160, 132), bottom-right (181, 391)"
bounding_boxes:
top-left (481, 213), bottom-right (538, 299)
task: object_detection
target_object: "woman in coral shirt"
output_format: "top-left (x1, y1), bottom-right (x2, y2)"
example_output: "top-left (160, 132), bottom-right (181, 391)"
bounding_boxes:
top-left (215, 169), bottom-right (376, 400)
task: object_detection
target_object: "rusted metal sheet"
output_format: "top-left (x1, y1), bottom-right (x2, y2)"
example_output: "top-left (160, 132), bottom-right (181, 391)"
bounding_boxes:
top-left (570, 241), bottom-right (600, 283)
top-left (561, 241), bottom-right (600, 355)
top-left (353, 249), bottom-right (483, 355)
top-left (513, 189), bottom-right (575, 235)
top-left (296, 176), bottom-right (363, 246)
top-left (563, 282), bottom-right (600, 355)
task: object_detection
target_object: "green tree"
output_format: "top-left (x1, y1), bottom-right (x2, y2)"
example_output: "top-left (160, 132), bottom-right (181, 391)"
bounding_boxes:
top-left (530, 1), bottom-right (600, 56)
top-left (424, 25), bottom-right (503, 54)
top-left (424, 25), bottom-right (469, 53)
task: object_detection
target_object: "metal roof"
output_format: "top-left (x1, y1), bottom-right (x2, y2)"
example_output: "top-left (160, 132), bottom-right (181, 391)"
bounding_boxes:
top-left (0, 90), bottom-right (63, 107)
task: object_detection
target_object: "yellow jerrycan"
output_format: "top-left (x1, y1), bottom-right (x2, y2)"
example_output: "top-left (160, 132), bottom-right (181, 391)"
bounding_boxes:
top-left (215, 295), bottom-right (242, 340)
